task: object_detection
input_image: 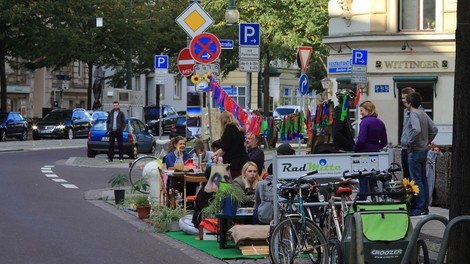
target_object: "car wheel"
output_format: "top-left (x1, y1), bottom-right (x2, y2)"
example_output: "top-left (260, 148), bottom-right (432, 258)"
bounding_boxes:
top-left (67, 128), bottom-right (74, 140)
top-left (129, 144), bottom-right (138, 159)
top-left (0, 130), bottom-right (6, 141)
top-left (32, 131), bottom-right (41, 140)
top-left (19, 130), bottom-right (28, 141)
top-left (87, 148), bottom-right (96, 158)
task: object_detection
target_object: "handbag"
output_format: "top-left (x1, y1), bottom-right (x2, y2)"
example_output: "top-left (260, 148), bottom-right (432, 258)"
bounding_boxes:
top-left (204, 164), bottom-right (231, 193)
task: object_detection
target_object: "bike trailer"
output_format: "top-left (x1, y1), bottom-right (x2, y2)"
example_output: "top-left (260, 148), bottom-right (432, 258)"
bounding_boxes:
top-left (342, 203), bottom-right (417, 264)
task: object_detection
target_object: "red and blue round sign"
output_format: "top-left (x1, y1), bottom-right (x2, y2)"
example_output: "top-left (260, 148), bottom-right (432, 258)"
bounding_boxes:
top-left (190, 32), bottom-right (221, 64)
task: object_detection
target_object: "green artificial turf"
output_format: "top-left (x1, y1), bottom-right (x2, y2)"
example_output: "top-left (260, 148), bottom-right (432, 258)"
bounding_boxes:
top-left (164, 231), bottom-right (267, 260)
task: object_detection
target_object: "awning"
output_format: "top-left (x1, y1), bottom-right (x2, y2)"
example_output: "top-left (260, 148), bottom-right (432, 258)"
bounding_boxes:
top-left (393, 76), bottom-right (438, 97)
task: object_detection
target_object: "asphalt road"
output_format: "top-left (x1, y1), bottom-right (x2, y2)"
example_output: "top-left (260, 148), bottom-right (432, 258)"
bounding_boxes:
top-left (0, 142), bottom-right (222, 264)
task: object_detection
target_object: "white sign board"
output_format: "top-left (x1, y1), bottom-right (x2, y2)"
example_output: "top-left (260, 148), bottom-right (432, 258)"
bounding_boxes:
top-left (155, 76), bottom-right (168, 84)
top-left (195, 63), bottom-right (220, 76)
top-left (239, 60), bottom-right (260, 72)
top-left (239, 46), bottom-right (260, 59)
top-left (274, 151), bottom-right (392, 180)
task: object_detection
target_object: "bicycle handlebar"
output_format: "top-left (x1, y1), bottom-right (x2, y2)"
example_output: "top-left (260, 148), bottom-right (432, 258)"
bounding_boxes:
top-left (342, 170), bottom-right (376, 179)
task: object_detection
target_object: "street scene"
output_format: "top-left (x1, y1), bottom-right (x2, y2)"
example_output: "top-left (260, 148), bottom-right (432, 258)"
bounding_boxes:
top-left (1, 0), bottom-right (469, 263)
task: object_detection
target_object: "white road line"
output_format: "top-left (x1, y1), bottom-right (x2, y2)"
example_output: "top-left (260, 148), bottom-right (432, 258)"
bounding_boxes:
top-left (43, 165), bottom-right (54, 168)
top-left (61, 184), bottom-right (78, 189)
top-left (52, 179), bottom-right (67, 183)
top-left (41, 170), bottom-right (53, 173)
top-left (45, 174), bottom-right (58, 178)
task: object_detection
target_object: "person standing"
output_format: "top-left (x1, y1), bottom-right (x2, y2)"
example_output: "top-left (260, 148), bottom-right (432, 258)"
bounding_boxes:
top-left (354, 100), bottom-right (388, 199)
top-left (332, 89), bottom-right (356, 152)
top-left (404, 92), bottom-right (438, 216)
top-left (245, 132), bottom-right (265, 176)
top-left (400, 87), bottom-right (416, 180)
top-left (212, 111), bottom-right (249, 179)
top-left (106, 101), bottom-right (126, 162)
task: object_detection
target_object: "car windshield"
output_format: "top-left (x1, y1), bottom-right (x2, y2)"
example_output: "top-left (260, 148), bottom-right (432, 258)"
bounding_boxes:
top-left (176, 117), bottom-right (186, 126)
top-left (92, 119), bottom-right (128, 132)
top-left (92, 112), bottom-right (108, 119)
top-left (276, 108), bottom-right (297, 116)
top-left (43, 111), bottom-right (70, 122)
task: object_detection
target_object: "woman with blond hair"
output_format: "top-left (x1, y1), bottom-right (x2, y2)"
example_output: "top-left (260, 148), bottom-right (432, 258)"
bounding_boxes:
top-left (212, 111), bottom-right (249, 179)
top-left (232, 161), bottom-right (260, 207)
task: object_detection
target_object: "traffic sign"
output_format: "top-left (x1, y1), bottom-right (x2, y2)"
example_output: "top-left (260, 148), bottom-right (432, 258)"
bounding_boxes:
top-left (352, 50), bottom-right (368, 65)
top-left (239, 60), bottom-right (260, 72)
top-left (239, 23), bottom-right (260, 46)
top-left (239, 46), bottom-right (260, 59)
top-left (297, 46), bottom-right (312, 73)
top-left (190, 33), bottom-right (221, 64)
top-left (195, 63), bottom-right (220, 76)
top-left (299, 74), bottom-right (309, 96)
top-left (175, 2), bottom-right (214, 38)
top-left (220, 39), bottom-right (234, 49)
top-left (177, 48), bottom-right (195, 77)
top-left (155, 76), bottom-right (168, 84)
top-left (155, 55), bottom-right (168, 69)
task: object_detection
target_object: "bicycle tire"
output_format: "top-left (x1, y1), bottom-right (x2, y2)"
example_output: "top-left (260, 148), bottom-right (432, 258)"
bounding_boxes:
top-left (416, 238), bottom-right (430, 264)
top-left (329, 239), bottom-right (343, 264)
top-left (269, 216), bottom-right (329, 264)
top-left (128, 155), bottom-right (161, 194)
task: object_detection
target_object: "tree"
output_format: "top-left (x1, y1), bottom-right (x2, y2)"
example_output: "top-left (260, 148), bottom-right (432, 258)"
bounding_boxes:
top-left (205, 0), bottom-right (329, 114)
top-left (449, 1), bottom-right (470, 262)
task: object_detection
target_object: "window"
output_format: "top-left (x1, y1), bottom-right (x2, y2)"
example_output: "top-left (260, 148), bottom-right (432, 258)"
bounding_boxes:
top-left (173, 76), bottom-right (182, 100)
top-left (222, 86), bottom-right (246, 108)
top-left (400, 0), bottom-right (435, 31)
top-left (282, 87), bottom-right (298, 105)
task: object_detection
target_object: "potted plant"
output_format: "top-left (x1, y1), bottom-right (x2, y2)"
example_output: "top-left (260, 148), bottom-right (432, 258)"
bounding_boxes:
top-left (131, 178), bottom-right (150, 194)
top-left (151, 206), bottom-right (186, 232)
top-left (201, 183), bottom-right (244, 218)
top-left (108, 172), bottom-right (128, 205)
top-left (133, 195), bottom-right (151, 219)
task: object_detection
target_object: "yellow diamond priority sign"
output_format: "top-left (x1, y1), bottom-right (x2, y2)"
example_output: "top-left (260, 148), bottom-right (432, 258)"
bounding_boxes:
top-left (176, 3), bottom-right (214, 39)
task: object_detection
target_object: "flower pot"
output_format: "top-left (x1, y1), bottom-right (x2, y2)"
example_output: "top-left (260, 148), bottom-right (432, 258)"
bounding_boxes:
top-left (137, 205), bottom-right (151, 219)
top-left (222, 197), bottom-right (238, 216)
top-left (114, 189), bottom-right (125, 205)
top-left (168, 221), bottom-right (180, 232)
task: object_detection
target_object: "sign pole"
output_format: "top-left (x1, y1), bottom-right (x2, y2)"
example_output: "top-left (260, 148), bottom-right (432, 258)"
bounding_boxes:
top-left (298, 96), bottom-right (303, 155)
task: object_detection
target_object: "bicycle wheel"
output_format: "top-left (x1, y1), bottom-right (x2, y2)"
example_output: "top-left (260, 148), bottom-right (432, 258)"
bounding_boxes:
top-left (416, 238), bottom-right (429, 264)
top-left (329, 239), bottom-right (343, 264)
top-left (269, 216), bottom-right (329, 264)
top-left (128, 155), bottom-right (162, 194)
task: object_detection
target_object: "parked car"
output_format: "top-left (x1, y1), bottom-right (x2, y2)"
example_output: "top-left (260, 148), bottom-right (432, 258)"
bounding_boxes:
top-left (87, 117), bottom-right (156, 159)
top-left (90, 111), bottom-right (108, 123)
top-left (169, 116), bottom-right (203, 140)
top-left (144, 105), bottom-right (179, 136)
top-left (275, 105), bottom-right (302, 118)
top-left (0, 112), bottom-right (28, 141)
top-left (32, 108), bottom-right (93, 140)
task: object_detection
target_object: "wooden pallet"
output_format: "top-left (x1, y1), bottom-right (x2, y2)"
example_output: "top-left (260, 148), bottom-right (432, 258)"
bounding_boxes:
top-left (239, 245), bottom-right (269, 256)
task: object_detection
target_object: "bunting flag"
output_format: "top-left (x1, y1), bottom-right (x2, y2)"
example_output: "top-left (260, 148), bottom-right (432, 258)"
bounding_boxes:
top-left (340, 95), bottom-right (350, 121)
top-left (354, 84), bottom-right (361, 107)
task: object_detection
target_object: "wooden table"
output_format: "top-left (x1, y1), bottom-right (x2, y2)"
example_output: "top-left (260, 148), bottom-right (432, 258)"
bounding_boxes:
top-left (216, 213), bottom-right (253, 249)
top-left (167, 171), bottom-right (205, 208)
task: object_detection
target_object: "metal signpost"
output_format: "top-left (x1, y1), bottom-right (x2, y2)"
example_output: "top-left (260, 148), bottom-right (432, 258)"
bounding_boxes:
top-left (297, 46), bottom-right (313, 154)
top-left (154, 55), bottom-right (169, 139)
top-left (239, 23), bottom-right (260, 109)
top-left (351, 49), bottom-right (368, 138)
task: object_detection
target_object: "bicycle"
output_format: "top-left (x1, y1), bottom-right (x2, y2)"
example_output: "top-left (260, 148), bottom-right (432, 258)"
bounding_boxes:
top-left (269, 171), bottom-right (329, 264)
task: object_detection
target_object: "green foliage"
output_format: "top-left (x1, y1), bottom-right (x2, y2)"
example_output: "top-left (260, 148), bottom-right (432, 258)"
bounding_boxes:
top-left (108, 172), bottom-right (128, 189)
top-left (133, 195), bottom-right (150, 207)
top-left (151, 206), bottom-right (186, 233)
top-left (201, 184), bottom-right (245, 218)
top-left (131, 179), bottom-right (150, 194)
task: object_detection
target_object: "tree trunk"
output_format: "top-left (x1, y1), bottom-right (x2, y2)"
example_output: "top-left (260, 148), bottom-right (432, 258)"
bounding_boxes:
top-left (0, 41), bottom-right (7, 112)
top-left (449, 1), bottom-right (470, 262)
top-left (263, 54), bottom-right (271, 117)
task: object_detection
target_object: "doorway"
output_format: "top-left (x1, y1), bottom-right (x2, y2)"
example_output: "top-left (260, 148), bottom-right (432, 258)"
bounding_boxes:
top-left (397, 81), bottom-right (435, 141)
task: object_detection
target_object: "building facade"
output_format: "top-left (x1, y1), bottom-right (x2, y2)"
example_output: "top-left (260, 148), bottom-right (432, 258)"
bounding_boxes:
top-left (324, 0), bottom-right (456, 145)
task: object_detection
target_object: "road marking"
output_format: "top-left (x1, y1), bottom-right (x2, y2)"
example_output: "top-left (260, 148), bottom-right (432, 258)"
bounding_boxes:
top-left (52, 179), bottom-right (67, 183)
top-left (41, 165), bottom-right (79, 189)
top-left (61, 184), bottom-right (78, 189)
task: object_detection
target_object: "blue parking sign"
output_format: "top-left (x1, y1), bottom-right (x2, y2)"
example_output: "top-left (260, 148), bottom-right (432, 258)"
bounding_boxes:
top-left (155, 55), bottom-right (169, 69)
top-left (352, 50), bottom-right (368, 65)
top-left (239, 23), bottom-right (260, 46)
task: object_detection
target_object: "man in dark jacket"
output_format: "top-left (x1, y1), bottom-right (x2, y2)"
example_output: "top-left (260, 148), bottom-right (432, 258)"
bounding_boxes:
top-left (332, 89), bottom-right (356, 152)
top-left (245, 132), bottom-right (264, 175)
top-left (106, 101), bottom-right (126, 162)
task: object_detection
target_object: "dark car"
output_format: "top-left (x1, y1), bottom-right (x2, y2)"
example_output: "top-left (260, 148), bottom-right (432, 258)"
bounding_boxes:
top-left (0, 112), bottom-right (28, 141)
top-left (169, 116), bottom-right (203, 140)
top-left (87, 117), bottom-right (156, 159)
top-left (144, 105), bottom-right (179, 136)
top-left (32, 108), bottom-right (93, 140)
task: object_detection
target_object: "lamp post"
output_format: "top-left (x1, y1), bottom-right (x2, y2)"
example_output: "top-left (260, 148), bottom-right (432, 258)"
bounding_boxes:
top-left (225, 0), bottom-right (239, 25)
top-left (321, 77), bottom-right (333, 100)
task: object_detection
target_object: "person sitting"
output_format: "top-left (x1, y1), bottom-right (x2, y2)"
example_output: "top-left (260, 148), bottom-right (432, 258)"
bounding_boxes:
top-left (245, 132), bottom-right (265, 176)
top-left (211, 139), bottom-right (221, 153)
top-left (232, 161), bottom-right (260, 208)
top-left (165, 136), bottom-right (191, 170)
top-left (192, 139), bottom-right (214, 163)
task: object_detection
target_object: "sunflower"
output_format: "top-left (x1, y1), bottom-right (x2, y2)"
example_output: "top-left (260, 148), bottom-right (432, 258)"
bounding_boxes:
top-left (403, 178), bottom-right (419, 196)
top-left (203, 72), bottom-right (211, 83)
top-left (191, 74), bottom-right (201, 84)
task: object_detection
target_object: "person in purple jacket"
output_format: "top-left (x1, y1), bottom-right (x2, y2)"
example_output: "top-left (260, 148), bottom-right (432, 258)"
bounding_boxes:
top-left (354, 100), bottom-right (388, 199)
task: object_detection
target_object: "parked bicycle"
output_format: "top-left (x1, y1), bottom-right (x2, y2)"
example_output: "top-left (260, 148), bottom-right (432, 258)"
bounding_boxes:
top-left (269, 171), bottom-right (329, 264)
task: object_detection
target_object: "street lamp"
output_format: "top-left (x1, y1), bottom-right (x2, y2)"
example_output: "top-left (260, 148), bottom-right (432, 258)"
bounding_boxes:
top-left (225, 0), bottom-right (239, 25)
top-left (321, 77), bottom-right (333, 97)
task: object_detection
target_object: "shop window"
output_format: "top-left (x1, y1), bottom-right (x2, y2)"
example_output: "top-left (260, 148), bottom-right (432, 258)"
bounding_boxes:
top-left (282, 87), bottom-right (298, 105)
top-left (173, 76), bottom-right (182, 100)
top-left (400, 0), bottom-right (436, 31)
top-left (222, 86), bottom-right (246, 108)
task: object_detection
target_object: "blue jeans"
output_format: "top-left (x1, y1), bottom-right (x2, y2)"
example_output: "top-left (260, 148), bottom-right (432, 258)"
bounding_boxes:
top-left (408, 151), bottom-right (429, 213)
top-left (357, 176), bottom-right (376, 201)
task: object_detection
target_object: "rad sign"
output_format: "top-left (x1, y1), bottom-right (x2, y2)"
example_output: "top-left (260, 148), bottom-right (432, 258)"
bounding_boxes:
top-left (273, 151), bottom-right (392, 180)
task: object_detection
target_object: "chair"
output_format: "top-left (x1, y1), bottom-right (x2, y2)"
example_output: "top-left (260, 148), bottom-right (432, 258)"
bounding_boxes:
top-left (183, 175), bottom-right (207, 210)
